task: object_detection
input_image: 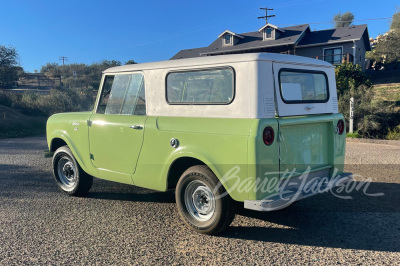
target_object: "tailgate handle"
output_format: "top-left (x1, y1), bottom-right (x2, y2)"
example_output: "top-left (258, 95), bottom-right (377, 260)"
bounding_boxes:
top-left (305, 105), bottom-right (315, 110)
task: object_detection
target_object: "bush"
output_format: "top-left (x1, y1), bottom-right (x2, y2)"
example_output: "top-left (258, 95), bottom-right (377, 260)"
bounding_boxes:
top-left (335, 63), bottom-right (371, 97)
top-left (346, 132), bottom-right (361, 138)
top-left (338, 85), bottom-right (400, 139)
top-left (0, 90), bottom-right (21, 107)
top-left (1, 88), bottom-right (95, 117)
top-left (387, 125), bottom-right (400, 140)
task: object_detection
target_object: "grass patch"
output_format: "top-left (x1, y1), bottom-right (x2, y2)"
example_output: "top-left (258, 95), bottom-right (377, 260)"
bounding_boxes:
top-left (373, 86), bottom-right (400, 102)
top-left (346, 132), bottom-right (361, 138)
top-left (0, 104), bottom-right (46, 138)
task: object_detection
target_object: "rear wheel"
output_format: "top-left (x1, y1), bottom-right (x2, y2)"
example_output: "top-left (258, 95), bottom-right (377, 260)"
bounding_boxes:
top-left (175, 165), bottom-right (235, 235)
top-left (52, 146), bottom-right (93, 196)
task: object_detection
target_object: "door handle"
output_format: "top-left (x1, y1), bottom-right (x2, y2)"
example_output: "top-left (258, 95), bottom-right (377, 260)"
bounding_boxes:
top-left (129, 125), bottom-right (143, 130)
top-left (305, 105), bottom-right (315, 110)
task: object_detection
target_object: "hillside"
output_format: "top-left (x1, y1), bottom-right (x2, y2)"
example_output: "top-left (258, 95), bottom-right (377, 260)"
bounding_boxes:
top-left (0, 104), bottom-right (46, 138)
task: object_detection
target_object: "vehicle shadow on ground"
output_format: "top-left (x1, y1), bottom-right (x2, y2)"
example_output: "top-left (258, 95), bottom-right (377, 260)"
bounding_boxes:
top-left (223, 181), bottom-right (400, 252)
top-left (87, 179), bottom-right (176, 203)
top-left (87, 190), bottom-right (176, 204)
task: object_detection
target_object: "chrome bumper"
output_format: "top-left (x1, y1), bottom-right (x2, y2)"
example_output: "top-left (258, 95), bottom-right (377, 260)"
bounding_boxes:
top-left (244, 172), bottom-right (353, 211)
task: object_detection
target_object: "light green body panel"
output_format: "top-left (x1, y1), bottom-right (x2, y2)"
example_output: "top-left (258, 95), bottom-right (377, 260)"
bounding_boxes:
top-left (46, 113), bottom-right (345, 202)
top-left (278, 113), bottom-right (346, 176)
top-left (46, 112), bottom-right (99, 178)
top-left (132, 116), bottom-right (258, 201)
top-left (88, 113), bottom-right (148, 185)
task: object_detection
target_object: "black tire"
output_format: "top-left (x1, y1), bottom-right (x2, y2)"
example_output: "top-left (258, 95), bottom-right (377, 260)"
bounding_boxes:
top-left (175, 165), bottom-right (235, 235)
top-left (52, 146), bottom-right (93, 196)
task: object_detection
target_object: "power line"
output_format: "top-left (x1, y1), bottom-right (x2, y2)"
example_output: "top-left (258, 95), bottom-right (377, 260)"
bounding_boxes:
top-left (277, 17), bottom-right (392, 27)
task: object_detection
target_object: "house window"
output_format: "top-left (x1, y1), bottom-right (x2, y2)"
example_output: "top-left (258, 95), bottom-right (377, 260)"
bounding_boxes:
top-left (324, 47), bottom-right (343, 64)
top-left (265, 28), bottom-right (273, 39)
top-left (224, 34), bottom-right (232, 45)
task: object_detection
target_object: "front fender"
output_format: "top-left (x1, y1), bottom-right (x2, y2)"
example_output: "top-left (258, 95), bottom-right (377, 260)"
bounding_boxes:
top-left (48, 131), bottom-right (98, 177)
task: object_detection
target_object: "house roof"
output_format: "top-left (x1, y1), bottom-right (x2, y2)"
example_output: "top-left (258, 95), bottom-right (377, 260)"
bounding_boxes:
top-left (258, 23), bottom-right (285, 33)
top-left (171, 24), bottom-right (309, 60)
top-left (171, 23), bottom-right (371, 60)
top-left (297, 24), bottom-right (371, 50)
top-left (218, 30), bottom-right (244, 39)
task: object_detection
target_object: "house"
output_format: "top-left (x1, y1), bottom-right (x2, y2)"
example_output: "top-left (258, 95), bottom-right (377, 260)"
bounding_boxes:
top-left (171, 23), bottom-right (371, 70)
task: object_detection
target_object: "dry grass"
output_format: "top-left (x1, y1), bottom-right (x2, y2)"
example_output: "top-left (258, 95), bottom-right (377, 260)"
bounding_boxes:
top-left (0, 104), bottom-right (46, 138)
top-left (373, 86), bottom-right (400, 102)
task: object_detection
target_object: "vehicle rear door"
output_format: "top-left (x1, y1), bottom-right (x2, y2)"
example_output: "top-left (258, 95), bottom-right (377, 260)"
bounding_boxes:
top-left (272, 63), bottom-right (338, 177)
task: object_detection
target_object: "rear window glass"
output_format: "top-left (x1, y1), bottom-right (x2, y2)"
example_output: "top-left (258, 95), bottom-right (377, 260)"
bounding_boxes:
top-left (279, 70), bottom-right (329, 103)
top-left (166, 68), bottom-right (234, 104)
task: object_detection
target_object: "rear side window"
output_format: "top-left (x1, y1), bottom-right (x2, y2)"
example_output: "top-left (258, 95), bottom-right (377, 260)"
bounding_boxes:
top-left (166, 68), bottom-right (234, 104)
top-left (279, 69), bottom-right (329, 103)
top-left (97, 73), bottom-right (146, 115)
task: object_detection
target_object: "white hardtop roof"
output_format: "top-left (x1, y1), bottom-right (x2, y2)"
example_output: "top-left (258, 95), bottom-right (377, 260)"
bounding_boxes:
top-left (104, 53), bottom-right (333, 74)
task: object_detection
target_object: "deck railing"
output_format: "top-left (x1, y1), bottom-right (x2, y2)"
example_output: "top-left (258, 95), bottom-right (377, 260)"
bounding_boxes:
top-left (315, 53), bottom-right (354, 64)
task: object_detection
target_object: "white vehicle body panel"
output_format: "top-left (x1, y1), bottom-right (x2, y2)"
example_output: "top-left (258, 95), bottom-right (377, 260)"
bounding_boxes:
top-left (103, 53), bottom-right (337, 119)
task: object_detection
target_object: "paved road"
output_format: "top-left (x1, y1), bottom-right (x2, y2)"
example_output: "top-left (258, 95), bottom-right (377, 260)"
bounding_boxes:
top-left (0, 137), bottom-right (399, 265)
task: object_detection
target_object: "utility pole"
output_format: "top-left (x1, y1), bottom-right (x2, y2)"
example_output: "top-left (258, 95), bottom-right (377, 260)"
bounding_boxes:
top-left (59, 56), bottom-right (68, 65)
top-left (258, 7), bottom-right (275, 24)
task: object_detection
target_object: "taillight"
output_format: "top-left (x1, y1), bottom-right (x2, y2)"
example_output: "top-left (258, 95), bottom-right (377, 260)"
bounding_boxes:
top-left (263, 126), bottom-right (275, 145)
top-left (337, 120), bottom-right (345, 135)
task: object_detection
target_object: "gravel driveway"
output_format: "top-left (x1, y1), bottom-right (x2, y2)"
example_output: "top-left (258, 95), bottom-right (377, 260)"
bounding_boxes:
top-left (0, 137), bottom-right (399, 265)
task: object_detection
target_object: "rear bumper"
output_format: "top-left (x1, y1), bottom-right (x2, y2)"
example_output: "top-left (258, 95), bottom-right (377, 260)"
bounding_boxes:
top-left (244, 172), bottom-right (353, 211)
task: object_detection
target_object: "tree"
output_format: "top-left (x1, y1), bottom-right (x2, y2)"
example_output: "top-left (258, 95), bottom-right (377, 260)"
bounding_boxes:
top-left (391, 7), bottom-right (400, 31)
top-left (0, 45), bottom-right (21, 88)
top-left (366, 8), bottom-right (400, 67)
top-left (332, 12), bottom-right (354, 28)
top-left (41, 63), bottom-right (62, 79)
top-left (125, 60), bottom-right (137, 65)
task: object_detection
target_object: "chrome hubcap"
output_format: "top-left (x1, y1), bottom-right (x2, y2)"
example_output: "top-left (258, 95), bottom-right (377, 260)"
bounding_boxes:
top-left (184, 180), bottom-right (215, 222)
top-left (57, 157), bottom-right (76, 190)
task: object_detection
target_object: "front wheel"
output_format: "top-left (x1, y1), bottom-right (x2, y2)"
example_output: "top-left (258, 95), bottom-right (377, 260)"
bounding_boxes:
top-left (52, 146), bottom-right (93, 196)
top-left (175, 165), bottom-right (235, 235)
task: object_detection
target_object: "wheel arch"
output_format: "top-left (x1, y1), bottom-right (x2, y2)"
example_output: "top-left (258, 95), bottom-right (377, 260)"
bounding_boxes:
top-left (164, 154), bottom-right (244, 201)
top-left (50, 138), bottom-right (68, 152)
top-left (48, 133), bottom-right (94, 176)
top-left (166, 157), bottom-right (206, 190)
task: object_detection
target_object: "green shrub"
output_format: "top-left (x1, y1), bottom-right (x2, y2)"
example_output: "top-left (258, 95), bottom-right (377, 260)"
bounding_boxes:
top-left (335, 63), bottom-right (372, 97)
top-left (1, 88), bottom-right (95, 117)
top-left (346, 132), bottom-right (361, 138)
top-left (387, 125), bottom-right (400, 140)
top-left (338, 84), bottom-right (399, 139)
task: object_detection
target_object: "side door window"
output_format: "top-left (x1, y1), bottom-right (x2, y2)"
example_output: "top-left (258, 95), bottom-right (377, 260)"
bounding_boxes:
top-left (97, 73), bottom-right (146, 115)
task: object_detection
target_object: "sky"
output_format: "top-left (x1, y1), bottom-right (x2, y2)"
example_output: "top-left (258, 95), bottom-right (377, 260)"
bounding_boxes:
top-left (0, 0), bottom-right (398, 72)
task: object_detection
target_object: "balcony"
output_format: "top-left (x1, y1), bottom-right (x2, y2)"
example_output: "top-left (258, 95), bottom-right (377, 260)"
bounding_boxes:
top-left (315, 53), bottom-right (354, 65)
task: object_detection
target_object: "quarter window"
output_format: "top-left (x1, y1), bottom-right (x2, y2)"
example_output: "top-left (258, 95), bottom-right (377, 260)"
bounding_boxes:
top-left (279, 70), bottom-right (329, 103)
top-left (97, 73), bottom-right (146, 115)
top-left (166, 68), bottom-right (234, 104)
